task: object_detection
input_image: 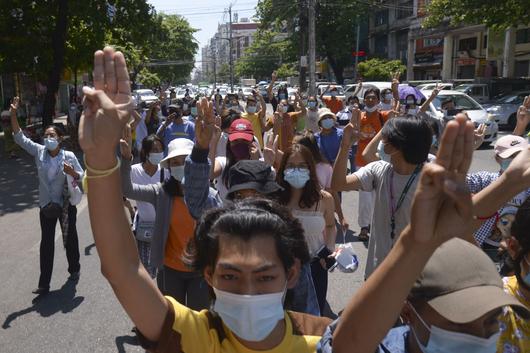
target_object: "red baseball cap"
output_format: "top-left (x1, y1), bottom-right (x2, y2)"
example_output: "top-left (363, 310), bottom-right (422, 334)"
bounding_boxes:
top-left (228, 119), bottom-right (254, 142)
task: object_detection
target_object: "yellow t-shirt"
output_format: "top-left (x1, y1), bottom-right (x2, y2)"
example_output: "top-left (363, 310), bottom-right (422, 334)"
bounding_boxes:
top-left (242, 112), bottom-right (263, 148)
top-left (138, 296), bottom-right (330, 353)
top-left (497, 276), bottom-right (530, 353)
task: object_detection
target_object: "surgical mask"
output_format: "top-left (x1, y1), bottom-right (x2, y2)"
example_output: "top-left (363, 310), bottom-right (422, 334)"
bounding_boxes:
top-left (408, 108), bottom-right (419, 115)
top-left (384, 93), bottom-right (393, 101)
top-left (380, 102), bottom-right (393, 111)
top-left (321, 118), bottom-right (335, 130)
top-left (308, 101), bottom-right (317, 109)
top-left (246, 105), bottom-right (257, 114)
top-left (409, 304), bottom-right (500, 353)
top-left (230, 142), bottom-right (250, 160)
top-left (500, 158), bottom-right (513, 171)
top-left (284, 168), bottom-right (310, 189)
top-left (406, 99), bottom-right (415, 105)
top-left (170, 165), bottom-right (185, 182)
top-left (190, 107), bottom-right (198, 116)
top-left (377, 141), bottom-right (392, 163)
top-left (279, 105), bottom-right (288, 113)
top-left (182, 104), bottom-right (189, 111)
top-left (365, 105), bottom-right (378, 113)
top-left (213, 286), bottom-right (285, 342)
top-left (331, 92), bottom-right (337, 97)
top-left (279, 93), bottom-right (287, 100)
top-left (44, 137), bottom-right (59, 151)
top-left (148, 152), bottom-right (164, 165)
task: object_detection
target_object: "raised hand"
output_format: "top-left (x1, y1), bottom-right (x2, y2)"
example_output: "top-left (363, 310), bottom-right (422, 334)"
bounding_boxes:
top-left (119, 124), bottom-right (133, 160)
top-left (263, 133), bottom-right (279, 166)
top-left (341, 122), bottom-right (360, 149)
top-left (79, 47), bottom-right (133, 161)
top-left (502, 143), bottom-right (530, 187)
top-left (391, 72), bottom-right (400, 87)
top-left (516, 96), bottom-right (530, 127)
top-left (473, 123), bottom-right (485, 150)
top-left (410, 114), bottom-right (475, 245)
top-left (10, 96), bottom-right (20, 112)
top-left (195, 97), bottom-right (215, 149)
top-left (432, 82), bottom-right (443, 96)
top-left (271, 71), bottom-right (277, 82)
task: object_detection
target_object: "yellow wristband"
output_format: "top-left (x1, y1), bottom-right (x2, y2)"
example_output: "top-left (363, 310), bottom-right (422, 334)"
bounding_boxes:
top-left (82, 157), bottom-right (121, 191)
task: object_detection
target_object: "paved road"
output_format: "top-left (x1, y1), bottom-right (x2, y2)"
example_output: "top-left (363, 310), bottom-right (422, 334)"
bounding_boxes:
top-left (0, 129), bottom-right (505, 352)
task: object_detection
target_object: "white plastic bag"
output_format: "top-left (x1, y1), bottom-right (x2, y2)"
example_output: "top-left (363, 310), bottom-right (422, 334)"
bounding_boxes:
top-left (332, 243), bottom-right (359, 273)
top-left (66, 174), bottom-right (83, 206)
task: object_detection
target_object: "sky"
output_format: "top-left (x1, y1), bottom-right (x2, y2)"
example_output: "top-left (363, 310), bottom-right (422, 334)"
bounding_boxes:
top-left (148, 0), bottom-right (259, 66)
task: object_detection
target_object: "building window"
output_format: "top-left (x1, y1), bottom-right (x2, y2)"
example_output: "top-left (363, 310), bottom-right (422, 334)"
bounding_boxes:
top-left (374, 10), bottom-right (388, 26)
top-left (397, 0), bottom-right (413, 19)
top-left (374, 34), bottom-right (388, 56)
top-left (516, 28), bottom-right (530, 44)
top-left (459, 37), bottom-right (477, 51)
top-left (515, 60), bottom-right (529, 77)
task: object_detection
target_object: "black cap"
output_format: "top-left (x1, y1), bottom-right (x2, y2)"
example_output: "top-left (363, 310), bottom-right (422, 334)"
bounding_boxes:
top-left (226, 160), bottom-right (283, 198)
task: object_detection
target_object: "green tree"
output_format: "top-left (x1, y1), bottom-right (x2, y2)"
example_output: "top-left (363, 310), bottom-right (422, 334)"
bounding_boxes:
top-left (357, 58), bottom-right (406, 81)
top-left (137, 67), bottom-right (161, 87)
top-left (424, 0), bottom-right (530, 29)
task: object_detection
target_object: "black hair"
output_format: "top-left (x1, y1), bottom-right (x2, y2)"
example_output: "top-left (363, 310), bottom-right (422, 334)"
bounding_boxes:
top-left (511, 196), bottom-right (530, 291)
top-left (293, 132), bottom-right (325, 164)
top-left (140, 134), bottom-right (163, 163)
top-left (184, 198), bottom-right (310, 271)
top-left (363, 88), bottom-right (380, 101)
top-left (424, 117), bottom-right (441, 140)
top-left (381, 116), bottom-right (432, 164)
top-left (381, 88), bottom-right (392, 96)
top-left (44, 124), bottom-right (65, 138)
top-left (346, 96), bottom-right (356, 105)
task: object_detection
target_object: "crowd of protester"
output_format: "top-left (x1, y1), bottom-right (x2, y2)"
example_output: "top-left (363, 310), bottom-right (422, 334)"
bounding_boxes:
top-left (7, 46), bottom-right (530, 352)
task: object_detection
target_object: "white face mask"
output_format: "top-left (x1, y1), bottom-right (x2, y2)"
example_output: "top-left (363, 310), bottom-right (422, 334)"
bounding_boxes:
top-left (409, 303), bottom-right (500, 353)
top-left (170, 165), bottom-right (185, 182)
top-left (384, 93), bottom-right (393, 101)
top-left (377, 141), bottom-right (392, 163)
top-left (320, 118), bottom-right (335, 130)
top-left (279, 105), bottom-right (288, 113)
top-left (213, 286), bottom-right (286, 342)
top-left (364, 105), bottom-right (378, 113)
top-left (147, 152), bottom-right (164, 165)
top-left (380, 102), bottom-right (393, 111)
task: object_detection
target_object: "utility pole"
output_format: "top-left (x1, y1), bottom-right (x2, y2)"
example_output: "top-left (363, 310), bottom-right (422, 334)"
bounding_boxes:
top-left (299, 0), bottom-right (308, 92)
top-left (228, 4), bottom-right (234, 93)
top-left (354, 16), bottom-right (360, 80)
top-left (308, 0), bottom-right (316, 96)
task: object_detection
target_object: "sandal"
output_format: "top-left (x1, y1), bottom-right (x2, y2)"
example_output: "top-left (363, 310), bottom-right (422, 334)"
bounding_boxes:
top-left (358, 227), bottom-right (370, 241)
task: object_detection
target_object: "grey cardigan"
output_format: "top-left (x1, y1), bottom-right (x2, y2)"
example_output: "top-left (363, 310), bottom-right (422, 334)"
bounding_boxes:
top-left (120, 150), bottom-right (220, 271)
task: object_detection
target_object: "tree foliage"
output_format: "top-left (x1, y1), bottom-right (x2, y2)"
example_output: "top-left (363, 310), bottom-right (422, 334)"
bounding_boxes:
top-left (137, 67), bottom-right (161, 87)
top-left (423, 0), bottom-right (530, 30)
top-left (357, 59), bottom-right (406, 81)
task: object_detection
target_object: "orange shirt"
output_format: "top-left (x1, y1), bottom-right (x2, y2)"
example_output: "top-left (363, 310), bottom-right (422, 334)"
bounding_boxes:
top-left (355, 110), bottom-right (391, 167)
top-left (268, 112), bottom-right (301, 151)
top-left (322, 97), bottom-right (343, 114)
top-left (165, 197), bottom-right (196, 272)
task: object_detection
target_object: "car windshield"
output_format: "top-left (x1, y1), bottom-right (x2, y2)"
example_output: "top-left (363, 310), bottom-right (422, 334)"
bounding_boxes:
top-left (138, 90), bottom-right (155, 96)
top-left (322, 87), bottom-right (344, 95)
top-left (433, 95), bottom-right (482, 111)
top-left (497, 94), bottom-right (526, 104)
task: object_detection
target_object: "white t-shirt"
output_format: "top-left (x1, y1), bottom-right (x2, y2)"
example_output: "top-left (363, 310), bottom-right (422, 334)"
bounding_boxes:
top-left (316, 162), bottom-right (332, 189)
top-left (354, 161), bottom-right (421, 278)
top-left (130, 163), bottom-right (160, 223)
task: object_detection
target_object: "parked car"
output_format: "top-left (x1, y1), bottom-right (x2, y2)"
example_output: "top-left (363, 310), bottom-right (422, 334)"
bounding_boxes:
top-left (483, 91), bottom-right (530, 129)
top-left (133, 89), bottom-right (158, 107)
top-left (424, 90), bottom-right (499, 143)
top-left (318, 85), bottom-right (346, 101)
top-left (454, 83), bottom-right (490, 104)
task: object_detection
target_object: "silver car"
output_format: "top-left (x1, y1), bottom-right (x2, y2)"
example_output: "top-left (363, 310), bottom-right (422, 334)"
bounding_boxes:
top-left (484, 91), bottom-right (530, 130)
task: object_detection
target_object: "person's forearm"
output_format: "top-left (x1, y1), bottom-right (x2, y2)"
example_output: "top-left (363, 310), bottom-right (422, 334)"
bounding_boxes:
top-left (363, 131), bottom-right (382, 163)
top-left (331, 145), bottom-right (350, 191)
top-left (513, 120), bottom-right (527, 136)
top-left (10, 111), bottom-right (21, 133)
top-left (331, 191), bottom-right (344, 221)
top-left (420, 95), bottom-right (435, 113)
top-left (333, 226), bottom-right (437, 353)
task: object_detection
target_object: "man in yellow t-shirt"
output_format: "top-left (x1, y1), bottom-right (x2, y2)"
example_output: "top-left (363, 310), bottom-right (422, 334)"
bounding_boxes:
top-left (241, 93), bottom-right (267, 148)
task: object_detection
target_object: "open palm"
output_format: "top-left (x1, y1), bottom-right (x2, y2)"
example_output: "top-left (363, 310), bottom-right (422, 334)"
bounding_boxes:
top-left (79, 47), bottom-right (132, 156)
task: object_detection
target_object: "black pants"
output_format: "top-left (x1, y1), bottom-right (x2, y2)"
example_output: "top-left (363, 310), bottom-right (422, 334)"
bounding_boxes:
top-left (38, 205), bottom-right (80, 289)
top-left (157, 266), bottom-right (210, 311)
top-left (310, 260), bottom-right (329, 315)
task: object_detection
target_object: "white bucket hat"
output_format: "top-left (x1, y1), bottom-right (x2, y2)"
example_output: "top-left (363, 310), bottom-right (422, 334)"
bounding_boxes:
top-left (160, 138), bottom-right (194, 169)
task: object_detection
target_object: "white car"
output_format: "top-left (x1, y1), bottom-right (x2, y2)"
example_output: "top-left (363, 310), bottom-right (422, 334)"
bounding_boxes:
top-left (133, 89), bottom-right (158, 106)
top-left (483, 91), bottom-right (530, 129)
top-left (423, 90), bottom-right (499, 143)
top-left (416, 82), bottom-right (454, 91)
top-left (318, 85), bottom-right (346, 101)
top-left (344, 82), bottom-right (391, 102)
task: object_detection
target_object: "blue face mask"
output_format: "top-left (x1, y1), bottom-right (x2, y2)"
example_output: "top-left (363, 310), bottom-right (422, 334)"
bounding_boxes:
top-left (320, 118), bottom-right (335, 130)
top-left (500, 158), bottom-right (513, 171)
top-left (377, 141), bottom-right (392, 163)
top-left (284, 168), bottom-right (310, 189)
top-left (308, 101), bottom-right (317, 109)
top-left (409, 304), bottom-right (500, 353)
top-left (44, 137), bottom-right (59, 151)
top-left (190, 107), bottom-right (198, 116)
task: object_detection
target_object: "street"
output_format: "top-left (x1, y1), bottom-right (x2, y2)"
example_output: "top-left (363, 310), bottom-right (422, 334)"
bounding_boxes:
top-left (0, 131), bottom-right (504, 352)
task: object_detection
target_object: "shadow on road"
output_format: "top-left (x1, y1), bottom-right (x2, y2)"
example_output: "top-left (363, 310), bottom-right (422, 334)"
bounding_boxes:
top-left (0, 154), bottom-right (40, 216)
top-left (1, 278), bottom-right (84, 329)
top-left (115, 334), bottom-right (140, 353)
